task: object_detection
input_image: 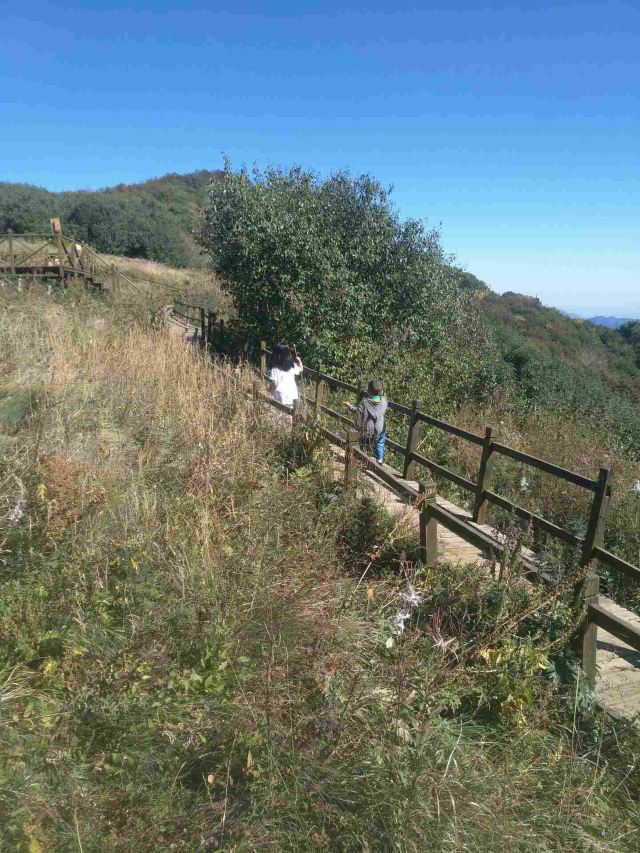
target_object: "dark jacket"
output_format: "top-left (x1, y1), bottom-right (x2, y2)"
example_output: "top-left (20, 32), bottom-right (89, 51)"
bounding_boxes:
top-left (358, 396), bottom-right (388, 436)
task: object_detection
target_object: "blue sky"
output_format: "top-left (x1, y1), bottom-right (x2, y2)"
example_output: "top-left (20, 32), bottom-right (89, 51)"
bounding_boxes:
top-left (2, 0), bottom-right (639, 316)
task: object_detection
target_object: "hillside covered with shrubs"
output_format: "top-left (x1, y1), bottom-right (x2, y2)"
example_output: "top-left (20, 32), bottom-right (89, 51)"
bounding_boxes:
top-left (197, 164), bottom-right (640, 456)
top-left (0, 170), bottom-right (221, 267)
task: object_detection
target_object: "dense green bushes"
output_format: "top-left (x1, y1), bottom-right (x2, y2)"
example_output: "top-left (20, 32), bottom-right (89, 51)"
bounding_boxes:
top-left (198, 163), bottom-right (504, 412)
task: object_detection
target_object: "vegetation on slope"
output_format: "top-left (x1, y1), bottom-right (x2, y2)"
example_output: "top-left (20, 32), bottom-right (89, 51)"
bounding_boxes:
top-left (2, 285), bottom-right (640, 851)
top-left (2, 164), bottom-right (638, 448)
top-left (0, 171), bottom-right (221, 267)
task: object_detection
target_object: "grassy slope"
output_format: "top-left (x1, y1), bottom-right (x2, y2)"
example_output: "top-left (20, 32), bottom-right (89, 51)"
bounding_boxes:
top-left (1, 285), bottom-right (640, 851)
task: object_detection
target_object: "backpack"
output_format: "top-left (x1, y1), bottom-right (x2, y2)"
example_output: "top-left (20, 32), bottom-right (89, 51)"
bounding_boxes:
top-left (362, 400), bottom-right (384, 437)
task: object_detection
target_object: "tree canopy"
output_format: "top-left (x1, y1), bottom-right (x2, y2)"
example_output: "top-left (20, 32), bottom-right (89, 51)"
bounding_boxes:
top-left (198, 164), bottom-right (502, 407)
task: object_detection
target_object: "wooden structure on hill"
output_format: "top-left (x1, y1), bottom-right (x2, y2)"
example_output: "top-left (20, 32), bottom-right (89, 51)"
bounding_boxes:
top-left (0, 222), bottom-right (129, 292)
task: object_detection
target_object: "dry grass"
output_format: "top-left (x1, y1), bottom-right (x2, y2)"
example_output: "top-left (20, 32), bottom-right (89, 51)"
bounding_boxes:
top-left (100, 253), bottom-right (234, 317)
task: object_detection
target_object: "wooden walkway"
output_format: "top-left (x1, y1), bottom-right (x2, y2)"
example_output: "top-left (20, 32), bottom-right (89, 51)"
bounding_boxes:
top-left (340, 452), bottom-right (640, 720)
top-left (165, 304), bottom-right (640, 721)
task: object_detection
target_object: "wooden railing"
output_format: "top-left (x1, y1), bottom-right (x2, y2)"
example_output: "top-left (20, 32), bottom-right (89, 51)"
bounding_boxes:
top-left (0, 228), bottom-right (190, 299)
top-left (255, 341), bottom-right (640, 689)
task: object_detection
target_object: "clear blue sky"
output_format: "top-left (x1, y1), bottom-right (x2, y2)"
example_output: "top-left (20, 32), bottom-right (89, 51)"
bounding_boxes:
top-left (2, 1), bottom-right (639, 316)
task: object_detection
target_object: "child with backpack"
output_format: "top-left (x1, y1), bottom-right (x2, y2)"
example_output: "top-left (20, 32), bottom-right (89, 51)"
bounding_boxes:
top-left (345, 379), bottom-right (388, 464)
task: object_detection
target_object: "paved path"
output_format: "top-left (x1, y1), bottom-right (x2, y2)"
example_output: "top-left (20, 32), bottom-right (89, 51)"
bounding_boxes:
top-left (164, 304), bottom-right (640, 721)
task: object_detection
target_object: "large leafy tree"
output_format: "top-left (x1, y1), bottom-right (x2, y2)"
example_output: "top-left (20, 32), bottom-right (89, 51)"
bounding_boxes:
top-left (199, 164), bottom-right (499, 406)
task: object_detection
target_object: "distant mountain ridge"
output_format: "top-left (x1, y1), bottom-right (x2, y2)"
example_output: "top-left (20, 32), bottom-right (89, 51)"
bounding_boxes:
top-left (587, 316), bottom-right (637, 329)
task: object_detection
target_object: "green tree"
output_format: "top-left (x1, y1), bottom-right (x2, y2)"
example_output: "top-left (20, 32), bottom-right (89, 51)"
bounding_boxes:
top-left (620, 321), bottom-right (640, 369)
top-left (198, 164), bottom-right (502, 408)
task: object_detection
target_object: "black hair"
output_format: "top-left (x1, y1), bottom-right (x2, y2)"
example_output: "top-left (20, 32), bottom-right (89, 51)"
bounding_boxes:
top-left (270, 342), bottom-right (296, 371)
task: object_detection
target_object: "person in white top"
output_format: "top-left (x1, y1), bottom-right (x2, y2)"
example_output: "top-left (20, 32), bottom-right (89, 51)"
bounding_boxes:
top-left (268, 342), bottom-right (304, 407)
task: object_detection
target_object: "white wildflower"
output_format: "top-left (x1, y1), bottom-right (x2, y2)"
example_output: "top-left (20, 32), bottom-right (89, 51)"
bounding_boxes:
top-left (400, 585), bottom-right (422, 608)
top-left (8, 497), bottom-right (26, 525)
top-left (633, 480), bottom-right (640, 495)
top-left (520, 476), bottom-right (529, 492)
top-left (394, 611), bottom-right (410, 636)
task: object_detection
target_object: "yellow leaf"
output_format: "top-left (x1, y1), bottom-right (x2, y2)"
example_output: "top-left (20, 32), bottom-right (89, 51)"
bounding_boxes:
top-left (28, 836), bottom-right (43, 853)
top-left (36, 483), bottom-right (47, 502)
top-left (43, 659), bottom-right (58, 677)
top-left (366, 586), bottom-right (375, 600)
top-left (246, 750), bottom-right (253, 769)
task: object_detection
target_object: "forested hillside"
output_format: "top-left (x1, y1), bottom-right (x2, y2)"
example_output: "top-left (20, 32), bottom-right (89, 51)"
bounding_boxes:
top-left (0, 170), bottom-right (221, 267)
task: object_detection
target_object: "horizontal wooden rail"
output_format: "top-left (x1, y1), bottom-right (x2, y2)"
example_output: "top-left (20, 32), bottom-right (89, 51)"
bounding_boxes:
top-left (410, 450), bottom-right (477, 493)
top-left (350, 445), bottom-right (420, 499)
top-left (317, 424), bottom-right (346, 448)
top-left (491, 442), bottom-right (599, 491)
top-left (416, 411), bottom-right (484, 446)
top-left (387, 399), bottom-right (414, 417)
top-left (426, 503), bottom-right (504, 558)
top-left (385, 437), bottom-right (407, 456)
top-left (301, 365), bottom-right (359, 393)
top-left (317, 402), bottom-right (356, 428)
top-left (592, 547), bottom-right (640, 583)
top-left (589, 598), bottom-right (640, 653)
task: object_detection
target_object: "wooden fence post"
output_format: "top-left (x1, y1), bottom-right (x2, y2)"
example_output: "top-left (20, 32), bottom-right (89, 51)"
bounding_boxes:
top-left (69, 235), bottom-right (78, 271)
top-left (403, 399), bottom-right (422, 480)
top-left (207, 312), bottom-right (214, 349)
top-left (581, 467), bottom-right (612, 567)
top-left (344, 428), bottom-right (358, 490)
top-left (7, 229), bottom-right (15, 275)
top-left (55, 229), bottom-right (65, 284)
top-left (199, 308), bottom-right (206, 346)
top-left (473, 426), bottom-right (494, 524)
top-left (419, 480), bottom-right (438, 568)
top-left (578, 573), bottom-right (600, 689)
top-left (260, 341), bottom-right (267, 377)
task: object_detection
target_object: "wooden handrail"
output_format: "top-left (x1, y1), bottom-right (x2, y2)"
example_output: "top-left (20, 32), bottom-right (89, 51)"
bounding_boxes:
top-left (491, 442), bottom-right (599, 491)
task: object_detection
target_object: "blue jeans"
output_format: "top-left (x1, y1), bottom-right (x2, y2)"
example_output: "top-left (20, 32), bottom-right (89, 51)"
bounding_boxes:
top-left (360, 431), bottom-right (387, 463)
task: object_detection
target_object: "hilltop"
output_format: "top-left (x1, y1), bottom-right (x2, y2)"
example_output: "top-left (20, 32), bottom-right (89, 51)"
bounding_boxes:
top-left (0, 170), bottom-right (222, 267)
